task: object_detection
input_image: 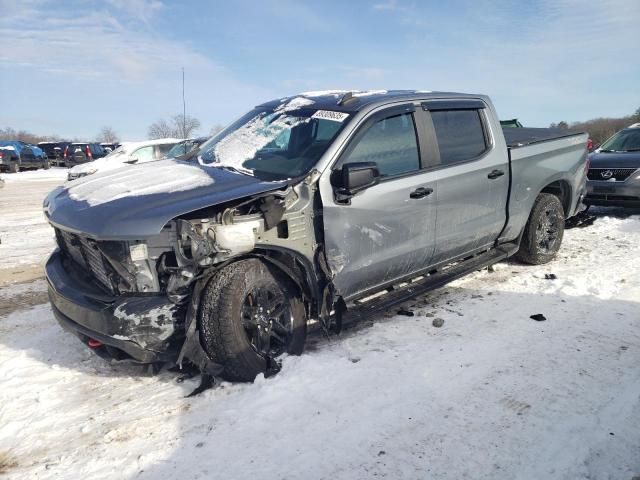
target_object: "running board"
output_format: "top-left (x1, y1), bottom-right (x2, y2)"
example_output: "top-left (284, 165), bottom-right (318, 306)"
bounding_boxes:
top-left (341, 243), bottom-right (518, 325)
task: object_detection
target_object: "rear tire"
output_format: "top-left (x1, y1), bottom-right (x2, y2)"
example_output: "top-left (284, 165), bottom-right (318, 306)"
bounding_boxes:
top-left (199, 259), bottom-right (307, 382)
top-left (43, 159), bottom-right (50, 170)
top-left (516, 193), bottom-right (565, 265)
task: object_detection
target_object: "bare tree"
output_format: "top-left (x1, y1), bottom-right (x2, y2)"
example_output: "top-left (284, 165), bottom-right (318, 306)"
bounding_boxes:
top-left (147, 114), bottom-right (201, 139)
top-left (97, 126), bottom-right (118, 143)
top-left (148, 118), bottom-right (175, 139)
top-left (172, 114), bottom-right (201, 138)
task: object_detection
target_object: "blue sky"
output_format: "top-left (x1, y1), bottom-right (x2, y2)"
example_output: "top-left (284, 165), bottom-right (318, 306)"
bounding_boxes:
top-left (1, 0), bottom-right (639, 140)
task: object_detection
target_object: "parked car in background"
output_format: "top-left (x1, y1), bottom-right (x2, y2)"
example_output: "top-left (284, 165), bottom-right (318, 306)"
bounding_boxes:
top-left (165, 137), bottom-right (209, 159)
top-left (584, 123), bottom-right (640, 208)
top-left (63, 143), bottom-right (107, 167)
top-left (44, 90), bottom-right (588, 382)
top-left (39, 141), bottom-right (71, 166)
top-left (67, 138), bottom-right (183, 180)
top-left (0, 146), bottom-right (21, 172)
top-left (100, 143), bottom-right (121, 154)
top-left (29, 144), bottom-right (48, 162)
top-left (0, 140), bottom-right (49, 172)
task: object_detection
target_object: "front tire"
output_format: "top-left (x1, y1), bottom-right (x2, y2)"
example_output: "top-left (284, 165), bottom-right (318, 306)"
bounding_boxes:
top-left (199, 259), bottom-right (307, 382)
top-left (9, 162), bottom-right (19, 173)
top-left (516, 193), bottom-right (565, 265)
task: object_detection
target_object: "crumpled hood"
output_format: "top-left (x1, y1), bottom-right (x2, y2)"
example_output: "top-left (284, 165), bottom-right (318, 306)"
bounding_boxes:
top-left (44, 159), bottom-right (288, 240)
top-left (589, 151), bottom-right (640, 169)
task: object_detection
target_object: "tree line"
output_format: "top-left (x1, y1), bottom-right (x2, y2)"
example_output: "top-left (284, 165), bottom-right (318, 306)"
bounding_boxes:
top-left (0, 113), bottom-right (223, 144)
top-left (0, 126), bottom-right (120, 144)
top-left (3, 107), bottom-right (638, 147)
top-left (550, 107), bottom-right (640, 145)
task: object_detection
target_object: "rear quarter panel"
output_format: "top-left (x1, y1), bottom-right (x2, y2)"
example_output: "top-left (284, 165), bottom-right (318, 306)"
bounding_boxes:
top-left (501, 134), bottom-right (588, 241)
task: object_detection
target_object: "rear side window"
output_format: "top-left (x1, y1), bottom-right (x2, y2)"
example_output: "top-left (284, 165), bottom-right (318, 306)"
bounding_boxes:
top-left (431, 110), bottom-right (488, 165)
top-left (342, 112), bottom-right (420, 177)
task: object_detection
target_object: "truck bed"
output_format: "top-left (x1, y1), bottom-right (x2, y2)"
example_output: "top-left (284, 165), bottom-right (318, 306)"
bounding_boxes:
top-left (502, 127), bottom-right (586, 148)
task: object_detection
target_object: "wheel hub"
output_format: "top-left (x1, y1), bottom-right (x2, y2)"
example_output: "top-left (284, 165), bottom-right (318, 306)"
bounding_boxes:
top-left (241, 285), bottom-right (292, 357)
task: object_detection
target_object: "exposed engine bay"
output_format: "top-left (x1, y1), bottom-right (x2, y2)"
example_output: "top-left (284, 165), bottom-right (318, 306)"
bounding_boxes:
top-left (50, 176), bottom-right (328, 380)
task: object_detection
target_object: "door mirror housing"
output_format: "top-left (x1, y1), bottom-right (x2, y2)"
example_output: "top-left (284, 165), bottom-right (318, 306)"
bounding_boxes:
top-left (331, 162), bottom-right (380, 202)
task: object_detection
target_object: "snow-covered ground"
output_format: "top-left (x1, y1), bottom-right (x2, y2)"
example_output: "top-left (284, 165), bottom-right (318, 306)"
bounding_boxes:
top-left (0, 185), bottom-right (639, 479)
top-left (0, 169), bottom-right (65, 283)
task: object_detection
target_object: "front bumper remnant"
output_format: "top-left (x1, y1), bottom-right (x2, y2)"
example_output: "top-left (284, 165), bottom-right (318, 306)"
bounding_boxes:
top-left (46, 250), bottom-right (182, 363)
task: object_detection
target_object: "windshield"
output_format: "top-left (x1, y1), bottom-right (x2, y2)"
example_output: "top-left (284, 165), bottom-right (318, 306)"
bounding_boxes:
top-left (599, 129), bottom-right (640, 152)
top-left (168, 140), bottom-right (201, 158)
top-left (197, 102), bottom-right (350, 180)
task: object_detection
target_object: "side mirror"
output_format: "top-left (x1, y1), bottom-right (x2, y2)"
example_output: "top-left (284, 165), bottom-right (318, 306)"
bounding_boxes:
top-left (331, 162), bottom-right (380, 202)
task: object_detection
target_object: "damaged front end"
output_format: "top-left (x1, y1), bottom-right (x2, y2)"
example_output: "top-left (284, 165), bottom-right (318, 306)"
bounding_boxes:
top-left (46, 177), bottom-right (326, 373)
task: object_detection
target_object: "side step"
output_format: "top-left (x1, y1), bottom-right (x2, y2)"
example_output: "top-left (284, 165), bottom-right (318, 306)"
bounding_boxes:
top-left (340, 243), bottom-right (518, 325)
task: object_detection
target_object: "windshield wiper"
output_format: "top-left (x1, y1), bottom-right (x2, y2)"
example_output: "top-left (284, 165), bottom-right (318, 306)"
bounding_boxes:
top-left (216, 164), bottom-right (247, 175)
top-left (623, 148), bottom-right (640, 152)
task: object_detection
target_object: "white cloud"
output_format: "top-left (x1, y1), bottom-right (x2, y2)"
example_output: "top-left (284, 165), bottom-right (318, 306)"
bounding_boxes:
top-left (373, 0), bottom-right (398, 11)
top-left (105, 0), bottom-right (164, 25)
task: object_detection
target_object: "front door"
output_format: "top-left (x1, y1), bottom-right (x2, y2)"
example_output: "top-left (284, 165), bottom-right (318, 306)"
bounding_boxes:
top-left (320, 107), bottom-right (438, 300)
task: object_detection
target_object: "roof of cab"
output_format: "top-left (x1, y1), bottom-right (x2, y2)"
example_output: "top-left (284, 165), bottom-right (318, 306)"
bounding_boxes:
top-left (256, 89), bottom-right (482, 113)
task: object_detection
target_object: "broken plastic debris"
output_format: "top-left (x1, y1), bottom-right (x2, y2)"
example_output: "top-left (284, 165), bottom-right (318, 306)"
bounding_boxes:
top-left (530, 314), bottom-right (547, 322)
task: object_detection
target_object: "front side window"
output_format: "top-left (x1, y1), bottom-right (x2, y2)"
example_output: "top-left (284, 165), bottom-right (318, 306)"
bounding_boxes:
top-left (197, 103), bottom-right (351, 181)
top-left (167, 140), bottom-right (196, 158)
top-left (132, 146), bottom-right (154, 162)
top-left (431, 110), bottom-right (488, 165)
top-left (341, 112), bottom-right (420, 177)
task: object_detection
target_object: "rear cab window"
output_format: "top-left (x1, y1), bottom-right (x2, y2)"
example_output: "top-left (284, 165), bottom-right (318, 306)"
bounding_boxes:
top-left (429, 109), bottom-right (489, 165)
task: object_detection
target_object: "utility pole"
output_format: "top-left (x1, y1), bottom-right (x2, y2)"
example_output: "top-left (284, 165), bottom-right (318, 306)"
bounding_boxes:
top-left (182, 67), bottom-right (186, 137)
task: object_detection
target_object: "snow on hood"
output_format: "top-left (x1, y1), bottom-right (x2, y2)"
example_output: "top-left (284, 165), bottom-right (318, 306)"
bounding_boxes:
top-left (67, 160), bottom-right (214, 206)
top-left (0, 145), bottom-right (16, 151)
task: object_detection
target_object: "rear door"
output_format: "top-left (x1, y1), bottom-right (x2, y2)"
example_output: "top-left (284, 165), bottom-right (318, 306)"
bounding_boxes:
top-left (321, 105), bottom-right (439, 300)
top-left (424, 101), bottom-right (509, 264)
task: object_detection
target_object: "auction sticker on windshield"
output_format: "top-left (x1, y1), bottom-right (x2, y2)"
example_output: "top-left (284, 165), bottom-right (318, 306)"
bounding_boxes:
top-left (311, 110), bottom-right (349, 122)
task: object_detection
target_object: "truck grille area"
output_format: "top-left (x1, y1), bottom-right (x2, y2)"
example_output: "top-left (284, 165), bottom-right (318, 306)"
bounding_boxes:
top-left (587, 168), bottom-right (636, 182)
top-left (55, 229), bottom-right (116, 294)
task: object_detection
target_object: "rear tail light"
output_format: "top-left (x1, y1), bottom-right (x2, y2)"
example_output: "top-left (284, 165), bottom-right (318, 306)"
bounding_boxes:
top-left (64, 146), bottom-right (68, 158)
top-left (86, 146), bottom-right (92, 159)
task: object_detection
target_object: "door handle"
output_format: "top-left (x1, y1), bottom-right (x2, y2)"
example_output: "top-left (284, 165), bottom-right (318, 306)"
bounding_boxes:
top-left (409, 187), bottom-right (433, 199)
top-left (487, 169), bottom-right (505, 179)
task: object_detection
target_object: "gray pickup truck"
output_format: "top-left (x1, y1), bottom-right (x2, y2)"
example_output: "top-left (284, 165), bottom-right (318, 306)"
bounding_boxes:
top-left (44, 90), bottom-right (588, 381)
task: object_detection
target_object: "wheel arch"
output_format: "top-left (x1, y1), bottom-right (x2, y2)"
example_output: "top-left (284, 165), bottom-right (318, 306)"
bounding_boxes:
top-left (540, 179), bottom-right (572, 217)
top-left (250, 246), bottom-right (324, 316)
